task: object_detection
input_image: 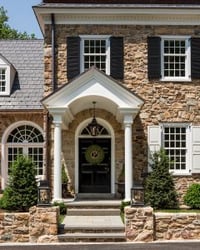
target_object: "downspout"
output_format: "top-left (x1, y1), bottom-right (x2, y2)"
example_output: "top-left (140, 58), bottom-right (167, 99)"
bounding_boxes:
top-left (51, 13), bottom-right (56, 91)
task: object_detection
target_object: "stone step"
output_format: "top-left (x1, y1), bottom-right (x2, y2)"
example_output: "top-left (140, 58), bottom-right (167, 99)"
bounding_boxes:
top-left (61, 200), bottom-right (125, 242)
top-left (67, 208), bottom-right (120, 216)
top-left (65, 199), bottom-right (121, 209)
top-left (58, 232), bottom-right (126, 242)
top-left (63, 215), bottom-right (124, 229)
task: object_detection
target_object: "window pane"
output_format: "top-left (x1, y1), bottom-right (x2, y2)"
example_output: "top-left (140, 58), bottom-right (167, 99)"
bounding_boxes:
top-left (163, 39), bottom-right (187, 78)
top-left (163, 126), bottom-right (187, 171)
top-left (83, 38), bottom-right (107, 72)
top-left (0, 68), bottom-right (6, 92)
top-left (7, 125), bottom-right (44, 176)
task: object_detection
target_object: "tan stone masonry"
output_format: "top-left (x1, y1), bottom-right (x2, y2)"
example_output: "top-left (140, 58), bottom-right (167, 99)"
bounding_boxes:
top-left (0, 206), bottom-right (200, 243)
top-left (44, 23), bottom-right (200, 200)
top-left (0, 206), bottom-right (59, 243)
top-left (125, 206), bottom-right (200, 242)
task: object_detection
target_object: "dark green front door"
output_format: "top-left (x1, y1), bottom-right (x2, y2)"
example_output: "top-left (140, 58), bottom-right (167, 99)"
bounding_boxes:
top-left (79, 138), bottom-right (111, 193)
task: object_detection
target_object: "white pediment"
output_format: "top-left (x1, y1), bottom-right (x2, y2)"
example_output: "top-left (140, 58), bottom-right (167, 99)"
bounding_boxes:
top-left (42, 68), bottom-right (143, 125)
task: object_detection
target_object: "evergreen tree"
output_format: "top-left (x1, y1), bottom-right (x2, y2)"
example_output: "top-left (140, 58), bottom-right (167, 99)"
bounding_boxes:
top-left (0, 155), bottom-right (38, 211)
top-left (145, 149), bottom-right (178, 209)
top-left (0, 6), bottom-right (35, 39)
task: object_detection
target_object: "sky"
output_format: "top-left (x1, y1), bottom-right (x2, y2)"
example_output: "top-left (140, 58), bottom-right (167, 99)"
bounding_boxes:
top-left (1, 0), bottom-right (43, 38)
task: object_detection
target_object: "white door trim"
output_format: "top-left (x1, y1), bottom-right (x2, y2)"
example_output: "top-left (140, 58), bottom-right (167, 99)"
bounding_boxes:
top-left (75, 118), bottom-right (115, 195)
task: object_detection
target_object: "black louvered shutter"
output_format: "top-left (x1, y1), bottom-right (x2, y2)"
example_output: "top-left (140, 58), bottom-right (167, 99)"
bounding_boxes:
top-left (67, 37), bottom-right (80, 80)
top-left (110, 37), bottom-right (124, 79)
top-left (191, 38), bottom-right (200, 79)
top-left (148, 36), bottom-right (161, 80)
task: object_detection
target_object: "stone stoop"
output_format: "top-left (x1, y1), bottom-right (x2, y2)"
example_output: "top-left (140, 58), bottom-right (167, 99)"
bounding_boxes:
top-left (58, 199), bottom-right (126, 242)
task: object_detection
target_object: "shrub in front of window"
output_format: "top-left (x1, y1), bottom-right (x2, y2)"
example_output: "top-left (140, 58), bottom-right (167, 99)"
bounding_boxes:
top-left (0, 155), bottom-right (38, 211)
top-left (184, 183), bottom-right (200, 209)
top-left (145, 149), bottom-right (178, 209)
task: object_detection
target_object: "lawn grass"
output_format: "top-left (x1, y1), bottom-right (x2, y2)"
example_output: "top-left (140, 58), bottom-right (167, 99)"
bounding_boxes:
top-left (155, 209), bottom-right (200, 213)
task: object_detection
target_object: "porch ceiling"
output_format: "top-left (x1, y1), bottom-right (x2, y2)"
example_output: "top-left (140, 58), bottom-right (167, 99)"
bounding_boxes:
top-left (42, 67), bottom-right (144, 127)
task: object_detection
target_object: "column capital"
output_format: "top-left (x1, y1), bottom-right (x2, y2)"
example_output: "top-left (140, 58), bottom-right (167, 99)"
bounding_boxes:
top-left (118, 108), bottom-right (138, 124)
top-left (49, 108), bottom-right (66, 124)
top-left (123, 114), bottom-right (134, 125)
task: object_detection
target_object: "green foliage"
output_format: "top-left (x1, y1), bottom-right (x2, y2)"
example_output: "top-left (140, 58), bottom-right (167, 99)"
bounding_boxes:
top-left (144, 149), bottom-right (178, 209)
top-left (0, 155), bottom-right (38, 211)
top-left (184, 183), bottom-right (200, 209)
top-left (53, 201), bottom-right (67, 215)
top-left (0, 6), bottom-right (35, 39)
top-left (62, 165), bottom-right (68, 184)
top-left (120, 200), bottom-right (130, 223)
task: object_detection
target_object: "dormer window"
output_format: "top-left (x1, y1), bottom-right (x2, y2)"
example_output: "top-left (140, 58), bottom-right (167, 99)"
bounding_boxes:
top-left (0, 68), bottom-right (6, 93)
top-left (0, 54), bottom-right (16, 96)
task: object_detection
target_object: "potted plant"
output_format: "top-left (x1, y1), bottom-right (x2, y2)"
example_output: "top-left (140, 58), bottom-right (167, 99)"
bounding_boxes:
top-left (116, 164), bottom-right (125, 198)
top-left (62, 164), bottom-right (69, 198)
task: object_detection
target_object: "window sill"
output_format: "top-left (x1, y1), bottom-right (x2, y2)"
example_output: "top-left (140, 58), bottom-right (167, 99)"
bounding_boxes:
top-left (170, 172), bottom-right (192, 176)
top-left (160, 77), bottom-right (191, 82)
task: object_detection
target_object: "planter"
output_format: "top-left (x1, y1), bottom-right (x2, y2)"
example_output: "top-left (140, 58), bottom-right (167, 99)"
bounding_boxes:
top-left (116, 182), bottom-right (125, 199)
top-left (62, 183), bottom-right (69, 198)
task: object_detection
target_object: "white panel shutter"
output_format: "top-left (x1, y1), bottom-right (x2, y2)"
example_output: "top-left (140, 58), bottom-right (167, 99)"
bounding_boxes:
top-left (148, 125), bottom-right (161, 171)
top-left (191, 126), bottom-right (200, 173)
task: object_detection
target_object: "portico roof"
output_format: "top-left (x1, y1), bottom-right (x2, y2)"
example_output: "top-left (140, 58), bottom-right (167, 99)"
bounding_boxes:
top-left (42, 67), bottom-right (144, 127)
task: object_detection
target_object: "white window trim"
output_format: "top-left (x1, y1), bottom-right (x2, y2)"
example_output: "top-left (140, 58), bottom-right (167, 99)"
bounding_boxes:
top-left (80, 35), bottom-right (110, 75)
top-left (160, 36), bottom-right (191, 82)
top-left (0, 66), bottom-right (10, 96)
top-left (161, 123), bottom-right (191, 175)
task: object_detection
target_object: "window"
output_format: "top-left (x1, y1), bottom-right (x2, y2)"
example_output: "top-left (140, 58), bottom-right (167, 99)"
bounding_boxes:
top-left (7, 125), bottom-right (44, 176)
top-left (148, 36), bottom-right (200, 81)
top-left (162, 125), bottom-right (189, 173)
top-left (67, 36), bottom-right (123, 80)
top-left (81, 36), bottom-right (110, 74)
top-left (161, 37), bottom-right (190, 81)
top-left (147, 124), bottom-right (200, 175)
top-left (0, 68), bottom-right (6, 92)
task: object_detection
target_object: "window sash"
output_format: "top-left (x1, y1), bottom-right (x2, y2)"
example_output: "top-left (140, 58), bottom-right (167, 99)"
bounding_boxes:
top-left (80, 36), bottom-right (110, 74)
top-left (7, 146), bottom-right (44, 176)
top-left (162, 124), bottom-right (190, 174)
top-left (161, 36), bottom-right (191, 81)
top-left (0, 68), bottom-right (6, 93)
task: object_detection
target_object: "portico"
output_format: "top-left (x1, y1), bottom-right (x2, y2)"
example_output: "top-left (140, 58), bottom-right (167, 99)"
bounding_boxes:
top-left (42, 67), bottom-right (143, 201)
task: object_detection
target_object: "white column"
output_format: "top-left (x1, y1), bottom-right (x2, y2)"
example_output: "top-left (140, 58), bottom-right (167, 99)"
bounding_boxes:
top-left (124, 114), bottom-right (133, 201)
top-left (53, 117), bottom-right (62, 201)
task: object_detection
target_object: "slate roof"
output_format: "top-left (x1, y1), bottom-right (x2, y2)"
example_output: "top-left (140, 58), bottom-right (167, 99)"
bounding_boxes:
top-left (42, 0), bottom-right (200, 5)
top-left (0, 39), bottom-right (44, 110)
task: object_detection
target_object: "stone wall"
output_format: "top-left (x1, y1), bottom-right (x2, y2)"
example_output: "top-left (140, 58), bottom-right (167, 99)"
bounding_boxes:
top-left (0, 212), bottom-right (29, 243)
top-left (29, 206), bottom-right (59, 243)
top-left (155, 212), bottom-right (200, 241)
top-left (125, 206), bottom-right (200, 242)
top-left (0, 206), bottom-right (59, 243)
top-left (125, 206), bottom-right (154, 242)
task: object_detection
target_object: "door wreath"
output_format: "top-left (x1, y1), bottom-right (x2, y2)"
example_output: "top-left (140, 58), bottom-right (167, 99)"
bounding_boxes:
top-left (85, 144), bottom-right (105, 164)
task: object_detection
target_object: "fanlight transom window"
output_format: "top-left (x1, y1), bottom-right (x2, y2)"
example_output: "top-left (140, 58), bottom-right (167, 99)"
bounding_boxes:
top-left (7, 125), bottom-right (44, 176)
top-left (7, 125), bottom-right (44, 143)
top-left (81, 123), bottom-right (109, 136)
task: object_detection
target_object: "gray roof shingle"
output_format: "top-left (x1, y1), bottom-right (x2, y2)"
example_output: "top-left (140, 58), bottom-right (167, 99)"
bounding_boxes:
top-left (0, 39), bottom-right (44, 110)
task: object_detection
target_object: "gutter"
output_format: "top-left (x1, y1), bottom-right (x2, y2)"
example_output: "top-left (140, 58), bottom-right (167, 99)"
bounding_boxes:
top-left (51, 13), bottom-right (56, 91)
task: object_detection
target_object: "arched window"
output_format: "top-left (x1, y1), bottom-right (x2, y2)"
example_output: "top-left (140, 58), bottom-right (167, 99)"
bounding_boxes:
top-left (81, 123), bottom-right (109, 136)
top-left (6, 124), bottom-right (44, 176)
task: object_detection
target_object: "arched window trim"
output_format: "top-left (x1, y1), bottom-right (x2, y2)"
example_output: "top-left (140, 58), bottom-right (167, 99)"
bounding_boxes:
top-left (1, 121), bottom-right (44, 190)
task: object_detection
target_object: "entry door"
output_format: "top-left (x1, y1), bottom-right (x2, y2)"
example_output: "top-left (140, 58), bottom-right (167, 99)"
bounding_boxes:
top-left (79, 138), bottom-right (111, 193)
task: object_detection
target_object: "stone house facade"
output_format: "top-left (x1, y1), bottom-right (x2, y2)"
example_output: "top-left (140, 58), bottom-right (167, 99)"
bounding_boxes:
top-left (1, 0), bottom-right (200, 204)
